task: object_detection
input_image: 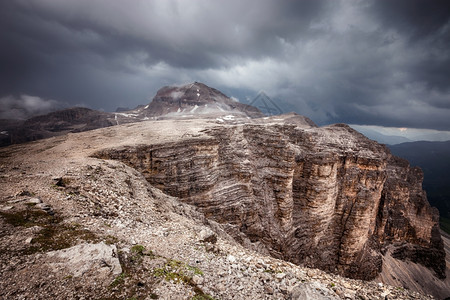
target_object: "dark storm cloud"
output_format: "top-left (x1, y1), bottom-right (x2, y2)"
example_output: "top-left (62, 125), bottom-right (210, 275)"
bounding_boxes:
top-left (0, 0), bottom-right (449, 130)
top-left (370, 0), bottom-right (450, 40)
top-left (0, 0), bottom-right (327, 111)
top-left (0, 95), bottom-right (65, 120)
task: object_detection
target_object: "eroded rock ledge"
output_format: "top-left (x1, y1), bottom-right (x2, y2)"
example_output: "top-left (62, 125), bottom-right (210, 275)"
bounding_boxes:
top-left (93, 121), bottom-right (445, 281)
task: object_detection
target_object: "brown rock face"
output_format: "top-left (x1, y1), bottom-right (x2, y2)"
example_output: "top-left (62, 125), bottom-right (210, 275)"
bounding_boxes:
top-left (376, 156), bottom-right (445, 278)
top-left (94, 117), bottom-right (445, 281)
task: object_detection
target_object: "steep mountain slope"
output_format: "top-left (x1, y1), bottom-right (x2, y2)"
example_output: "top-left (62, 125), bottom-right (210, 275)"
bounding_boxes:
top-left (1, 117), bottom-right (447, 299)
top-left (388, 141), bottom-right (450, 228)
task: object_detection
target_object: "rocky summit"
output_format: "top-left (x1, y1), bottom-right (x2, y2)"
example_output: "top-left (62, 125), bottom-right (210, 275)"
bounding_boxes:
top-left (0, 83), bottom-right (449, 299)
top-left (139, 82), bottom-right (264, 119)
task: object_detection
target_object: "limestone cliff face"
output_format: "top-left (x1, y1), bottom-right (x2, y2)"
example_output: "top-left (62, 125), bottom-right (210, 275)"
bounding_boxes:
top-left (94, 118), bottom-right (445, 281)
top-left (376, 156), bottom-right (445, 278)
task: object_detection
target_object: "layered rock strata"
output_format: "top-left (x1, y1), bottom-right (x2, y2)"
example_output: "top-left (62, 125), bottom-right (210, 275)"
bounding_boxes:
top-left (94, 119), bottom-right (445, 281)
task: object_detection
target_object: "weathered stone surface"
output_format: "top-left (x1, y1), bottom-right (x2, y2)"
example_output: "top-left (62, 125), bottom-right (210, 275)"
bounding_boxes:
top-left (94, 118), bottom-right (445, 283)
top-left (46, 242), bottom-right (122, 278)
top-left (289, 282), bottom-right (340, 300)
top-left (199, 228), bottom-right (218, 244)
top-left (27, 198), bottom-right (42, 204)
top-left (376, 156), bottom-right (445, 279)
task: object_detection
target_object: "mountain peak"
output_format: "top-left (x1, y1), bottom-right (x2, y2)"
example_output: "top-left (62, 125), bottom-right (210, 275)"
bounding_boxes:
top-left (151, 82), bottom-right (230, 106)
top-left (141, 82), bottom-right (264, 119)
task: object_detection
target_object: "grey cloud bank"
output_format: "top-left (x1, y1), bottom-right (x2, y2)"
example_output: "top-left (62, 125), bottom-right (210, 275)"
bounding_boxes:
top-left (0, 95), bottom-right (66, 120)
top-left (1, 0), bottom-right (449, 131)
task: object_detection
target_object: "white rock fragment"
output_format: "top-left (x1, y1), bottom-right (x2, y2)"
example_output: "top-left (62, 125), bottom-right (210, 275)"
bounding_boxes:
top-left (227, 254), bottom-right (237, 263)
top-left (198, 228), bottom-right (217, 244)
top-left (192, 274), bottom-right (204, 285)
top-left (290, 282), bottom-right (339, 300)
top-left (27, 198), bottom-right (42, 204)
top-left (46, 242), bottom-right (122, 278)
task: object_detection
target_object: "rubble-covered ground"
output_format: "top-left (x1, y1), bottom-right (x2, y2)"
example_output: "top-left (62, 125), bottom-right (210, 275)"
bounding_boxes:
top-left (0, 119), bottom-right (445, 299)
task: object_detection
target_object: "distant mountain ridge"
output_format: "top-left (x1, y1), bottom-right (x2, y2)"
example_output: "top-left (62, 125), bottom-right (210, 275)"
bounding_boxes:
top-left (350, 126), bottom-right (412, 145)
top-left (0, 82), bottom-right (264, 147)
top-left (388, 140), bottom-right (450, 221)
top-left (0, 107), bottom-right (114, 146)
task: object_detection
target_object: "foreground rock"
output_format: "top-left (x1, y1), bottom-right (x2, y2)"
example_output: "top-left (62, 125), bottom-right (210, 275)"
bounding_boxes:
top-left (46, 242), bottom-right (122, 279)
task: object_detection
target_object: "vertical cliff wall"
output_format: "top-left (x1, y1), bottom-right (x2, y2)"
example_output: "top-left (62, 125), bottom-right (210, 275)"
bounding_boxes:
top-left (93, 122), bottom-right (445, 281)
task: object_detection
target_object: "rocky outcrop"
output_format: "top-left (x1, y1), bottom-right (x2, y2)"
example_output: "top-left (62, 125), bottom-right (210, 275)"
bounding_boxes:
top-left (376, 156), bottom-right (445, 278)
top-left (93, 116), bottom-right (446, 282)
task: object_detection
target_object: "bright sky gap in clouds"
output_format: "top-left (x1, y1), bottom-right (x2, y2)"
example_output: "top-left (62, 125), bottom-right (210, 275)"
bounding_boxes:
top-left (1, 0), bottom-right (449, 131)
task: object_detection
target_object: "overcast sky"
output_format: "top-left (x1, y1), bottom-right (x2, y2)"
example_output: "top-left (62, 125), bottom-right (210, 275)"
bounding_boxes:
top-left (1, 0), bottom-right (449, 130)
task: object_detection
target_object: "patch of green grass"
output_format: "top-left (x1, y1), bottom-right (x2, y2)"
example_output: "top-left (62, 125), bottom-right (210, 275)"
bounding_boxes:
top-left (263, 267), bottom-right (282, 274)
top-left (0, 208), bottom-right (58, 228)
top-left (153, 259), bottom-right (203, 284)
top-left (129, 244), bottom-right (155, 265)
top-left (26, 223), bottom-right (99, 254)
top-left (0, 207), bottom-right (101, 254)
top-left (131, 244), bottom-right (146, 255)
top-left (106, 249), bottom-right (161, 299)
top-left (187, 265), bottom-right (204, 276)
top-left (104, 235), bottom-right (119, 245)
top-left (110, 272), bottom-right (128, 288)
top-left (153, 266), bottom-right (190, 284)
top-left (153, 258), bottom-right (211, 299)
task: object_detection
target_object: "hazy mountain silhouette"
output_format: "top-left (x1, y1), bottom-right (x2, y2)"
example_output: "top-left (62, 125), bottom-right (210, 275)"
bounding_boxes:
top-left (389, 141), bottom-right (450, 220)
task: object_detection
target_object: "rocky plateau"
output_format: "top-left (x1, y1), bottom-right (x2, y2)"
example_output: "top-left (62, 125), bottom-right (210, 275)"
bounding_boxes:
top-left (0, 83), bottom-right (449, 299)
